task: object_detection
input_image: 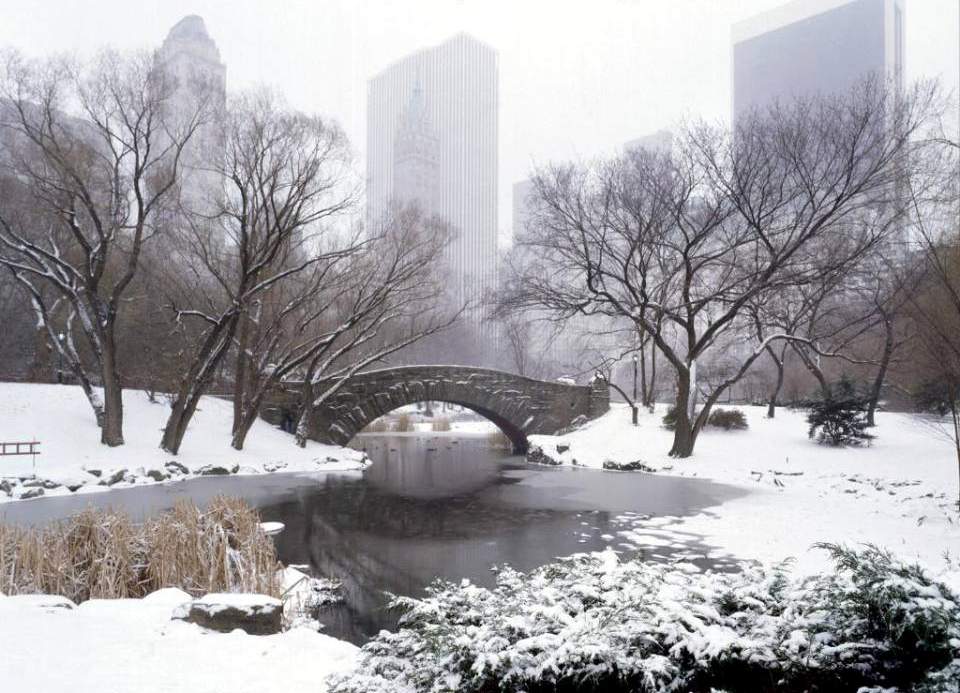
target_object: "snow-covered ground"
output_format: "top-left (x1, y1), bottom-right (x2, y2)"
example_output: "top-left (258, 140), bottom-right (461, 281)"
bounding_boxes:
top-left (0, 383), bottom-right (366, 502)
top-left (529, 403), bottom-right (960, 577)
top-left (0, 587), bottom-right (358, 693)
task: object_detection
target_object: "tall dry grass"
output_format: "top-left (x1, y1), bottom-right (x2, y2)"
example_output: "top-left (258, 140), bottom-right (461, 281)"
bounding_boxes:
top-left (431, 418), bottom-right (452, 432)
top-left (394, 413), bottom-right (414, 432)
top-left (0, 496), bottom-right (281, 603)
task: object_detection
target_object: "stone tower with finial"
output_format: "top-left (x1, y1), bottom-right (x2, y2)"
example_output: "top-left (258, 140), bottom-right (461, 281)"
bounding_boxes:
top-left (392, 74), bottom-right (439, 216)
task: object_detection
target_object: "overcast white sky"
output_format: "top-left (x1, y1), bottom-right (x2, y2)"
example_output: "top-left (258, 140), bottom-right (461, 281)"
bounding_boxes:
top-left (1, 0), bottom-right (957, 242)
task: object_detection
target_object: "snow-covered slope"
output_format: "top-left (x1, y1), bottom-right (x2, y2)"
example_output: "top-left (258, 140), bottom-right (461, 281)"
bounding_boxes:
top-left (529, 404), bottom-right (960, 576)
top-left (0, 588), bottom-right (358, 693)
top-left (0, 383), bottom-right (365, 501)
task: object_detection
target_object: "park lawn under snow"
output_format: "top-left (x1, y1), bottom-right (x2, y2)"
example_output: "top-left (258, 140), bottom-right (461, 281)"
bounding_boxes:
top-left (529, 403), bottom-right (960, 578)
top-left (0, 382), bottom-right (365, 501)
top-left (0, 588), bottom-right (358, 693)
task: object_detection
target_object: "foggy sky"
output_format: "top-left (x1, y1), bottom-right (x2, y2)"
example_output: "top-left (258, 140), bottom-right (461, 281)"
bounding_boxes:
top-left (2, 0), bottom-right (957, 243)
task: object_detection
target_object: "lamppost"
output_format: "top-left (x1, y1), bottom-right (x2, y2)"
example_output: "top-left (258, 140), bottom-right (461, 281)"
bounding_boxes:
top-left (631, 353), bottom-right (639, 426)
top-left (56, 332), bottom-right (64, 383)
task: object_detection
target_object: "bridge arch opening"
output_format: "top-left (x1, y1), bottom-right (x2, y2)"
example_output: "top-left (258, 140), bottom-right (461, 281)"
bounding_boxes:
top-left (356, 400), bottom-right (529, 454)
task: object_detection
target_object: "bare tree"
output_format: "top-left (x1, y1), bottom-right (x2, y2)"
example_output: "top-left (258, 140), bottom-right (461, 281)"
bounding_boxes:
top-left (505, 77), bottom-right (937, 457)
top-left (0, 49), bottom-right (209, 445)
top-left (161, 91), bottom-right (356, 454)
top-left (289, 204), bottom-right (458, 447)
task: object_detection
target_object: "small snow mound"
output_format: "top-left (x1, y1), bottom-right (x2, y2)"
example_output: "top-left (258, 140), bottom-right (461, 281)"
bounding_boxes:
top-left (142, 588), bottom-right (193, 605)
top-left (1, 594), bottom-right (76, 610)
top-left (260, 521), bottom-right (285, 536)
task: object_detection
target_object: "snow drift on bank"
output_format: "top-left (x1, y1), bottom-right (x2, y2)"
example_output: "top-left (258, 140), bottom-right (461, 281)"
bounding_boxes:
top-left (529, 403), bottom-right (960, 576)
top-left (0, 382), bottom-right (365, 502)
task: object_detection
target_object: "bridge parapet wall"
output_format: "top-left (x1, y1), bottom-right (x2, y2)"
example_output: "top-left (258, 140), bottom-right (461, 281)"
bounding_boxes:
top-left (267, 366), bottom-right (610, 453)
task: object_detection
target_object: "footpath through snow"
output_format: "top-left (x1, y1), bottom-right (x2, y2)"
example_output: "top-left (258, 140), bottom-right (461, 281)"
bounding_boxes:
top-left (0, 383), bottom-right (366, 502)
top-left (529, 403), bottom-right (960, 581)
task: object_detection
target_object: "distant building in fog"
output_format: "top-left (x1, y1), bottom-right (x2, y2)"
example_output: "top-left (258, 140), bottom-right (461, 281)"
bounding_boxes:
top-left (511, 179), bottom-right (535, 242)
top-left (158, 15), bottom-right (226, 205)
top-left (624, 129), bottom-right (673, 154)
top-left (732, 0), bottom-right (904, 118)
top-left (367, 34), bottom-right (499, 318)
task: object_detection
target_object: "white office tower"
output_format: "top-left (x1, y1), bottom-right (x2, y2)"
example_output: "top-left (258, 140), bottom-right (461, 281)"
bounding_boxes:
top-left (157, 15), bottom-right (227, 210)
top-left (367, 34), bottom-right (499, 320)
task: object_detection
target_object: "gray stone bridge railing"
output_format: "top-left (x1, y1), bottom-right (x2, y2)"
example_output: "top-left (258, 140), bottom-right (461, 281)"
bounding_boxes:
top-left (266, 366), bottom-right (609, 453)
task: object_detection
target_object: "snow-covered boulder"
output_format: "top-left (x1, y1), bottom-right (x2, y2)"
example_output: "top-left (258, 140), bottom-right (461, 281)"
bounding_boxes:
top-left (2, 594), bottom-right (76, 610)
top-left (173, 593), bottom-right (283, 635)
top-left (196, 463), bottom-right (239, 476)
top-left (16, 486), bottom-right (44, 500)
top-left (164, 460), bottom-right (189, 476)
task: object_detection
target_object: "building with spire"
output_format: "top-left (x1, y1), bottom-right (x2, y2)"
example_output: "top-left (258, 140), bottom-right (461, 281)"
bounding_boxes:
top-left (367, 33), bottom-right (499, 322)
top-left (392, 78), bottom-right (440, 216)
top-left (158, 15), bottom-right (227, 208)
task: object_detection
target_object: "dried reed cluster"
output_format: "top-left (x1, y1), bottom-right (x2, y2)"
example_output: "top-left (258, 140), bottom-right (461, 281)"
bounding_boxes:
top-left (0, 496), bottom-right (281, 603)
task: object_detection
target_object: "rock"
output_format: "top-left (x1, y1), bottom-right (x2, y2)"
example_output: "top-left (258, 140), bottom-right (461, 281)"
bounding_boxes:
top-left (20, 478), bottom-right (44, 488)
top-left (17, 487), bottom-right (45, 500)
top-left (104, 469), bottom-right (128, 486)
top-left (602, 459), bottom-right (654, 473)
top-left (263, 461), bottom-right (287, 473)
top-left (172, 594), bottom-right (283, 635)
top-left (41, 479), bottom-right (61, 490)
top-left (63, 478), bottom-right (87, 492)
top-left (556, 444), bottom-right (570, 454)
top-left (526, 446), bottom-right (562, 466)
top-left (145, 468), bottom-right (170, 482)
top-left (165, 461), bottom-right (189, 476)
top-left (84, 468), bottom-right (102, 478)
top-left (0, 479), bottom-right (12, 496)
top-left (237, 466), bottom-right (258, 475)
top-left (197, 464), bottom-right (238, 476)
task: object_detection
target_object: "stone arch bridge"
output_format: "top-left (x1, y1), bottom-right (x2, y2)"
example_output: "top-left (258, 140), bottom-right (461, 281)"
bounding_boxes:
top-left (266, 366), bottom-right (609, 454)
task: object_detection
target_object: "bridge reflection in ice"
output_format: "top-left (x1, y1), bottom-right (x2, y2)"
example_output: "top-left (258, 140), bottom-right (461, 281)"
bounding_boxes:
top-left (262, 434), bottom-right (745, 643)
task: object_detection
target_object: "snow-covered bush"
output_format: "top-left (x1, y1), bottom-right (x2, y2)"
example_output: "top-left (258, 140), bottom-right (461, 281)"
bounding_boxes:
top-left (707, 408), bottom-right (748, 430)
top-left (807, 377), bottom-right (874, 447)
top-left (328, 546), bottom-right (960, 693)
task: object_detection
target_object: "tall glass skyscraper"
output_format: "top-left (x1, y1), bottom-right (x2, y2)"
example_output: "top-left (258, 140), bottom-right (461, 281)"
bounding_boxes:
top-left (367, 33), bottom-right (499, 318)
top-left (732, 0), bottom-right (905, 117)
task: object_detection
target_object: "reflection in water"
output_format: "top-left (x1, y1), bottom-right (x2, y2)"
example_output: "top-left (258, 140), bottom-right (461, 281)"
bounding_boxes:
top-left (0, 433), bottom-right (745, 645)
top-left (264, 434), bottom-right (744, 643)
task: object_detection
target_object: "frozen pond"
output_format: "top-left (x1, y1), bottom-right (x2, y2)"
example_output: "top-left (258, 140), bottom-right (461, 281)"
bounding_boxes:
top-left (1, 433), bottom-right (746, 643)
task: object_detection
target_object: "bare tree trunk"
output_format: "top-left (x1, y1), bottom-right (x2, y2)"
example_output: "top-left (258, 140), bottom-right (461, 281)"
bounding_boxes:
top-left (99, 337), bottom-right (124, 446)
top-left (161, 318), bottom-right (239, 454)
top-left (646, 337), bottom-right (658, 409)
top-left (232, 313), bottom-right (251, 436)
top-left (669, 370), bottom-right (698, 458)
top-left (866, 315), bottom-right (895, 427)
top-left (766, 346), bottom-right (785, 419)
top-left (794, 345), bottom-right (831, 398)
top-left (950, 397), bottom-right (960, 512)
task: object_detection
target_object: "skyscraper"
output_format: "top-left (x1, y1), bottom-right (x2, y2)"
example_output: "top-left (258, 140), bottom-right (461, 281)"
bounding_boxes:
top-left (367, 33), bottom-right (499, 317)
top-left (158, 15), bottom-right (227, 205)
top-left (732, 0), bottom-right (904, 117)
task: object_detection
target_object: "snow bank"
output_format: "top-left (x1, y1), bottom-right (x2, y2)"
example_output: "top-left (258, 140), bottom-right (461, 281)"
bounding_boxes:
top-left (529, 403), bottom-right (960, 576)
top-left (0, 589), bottom-right (357, 692)
top-left (0, 383), bottom-right (366, 503)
